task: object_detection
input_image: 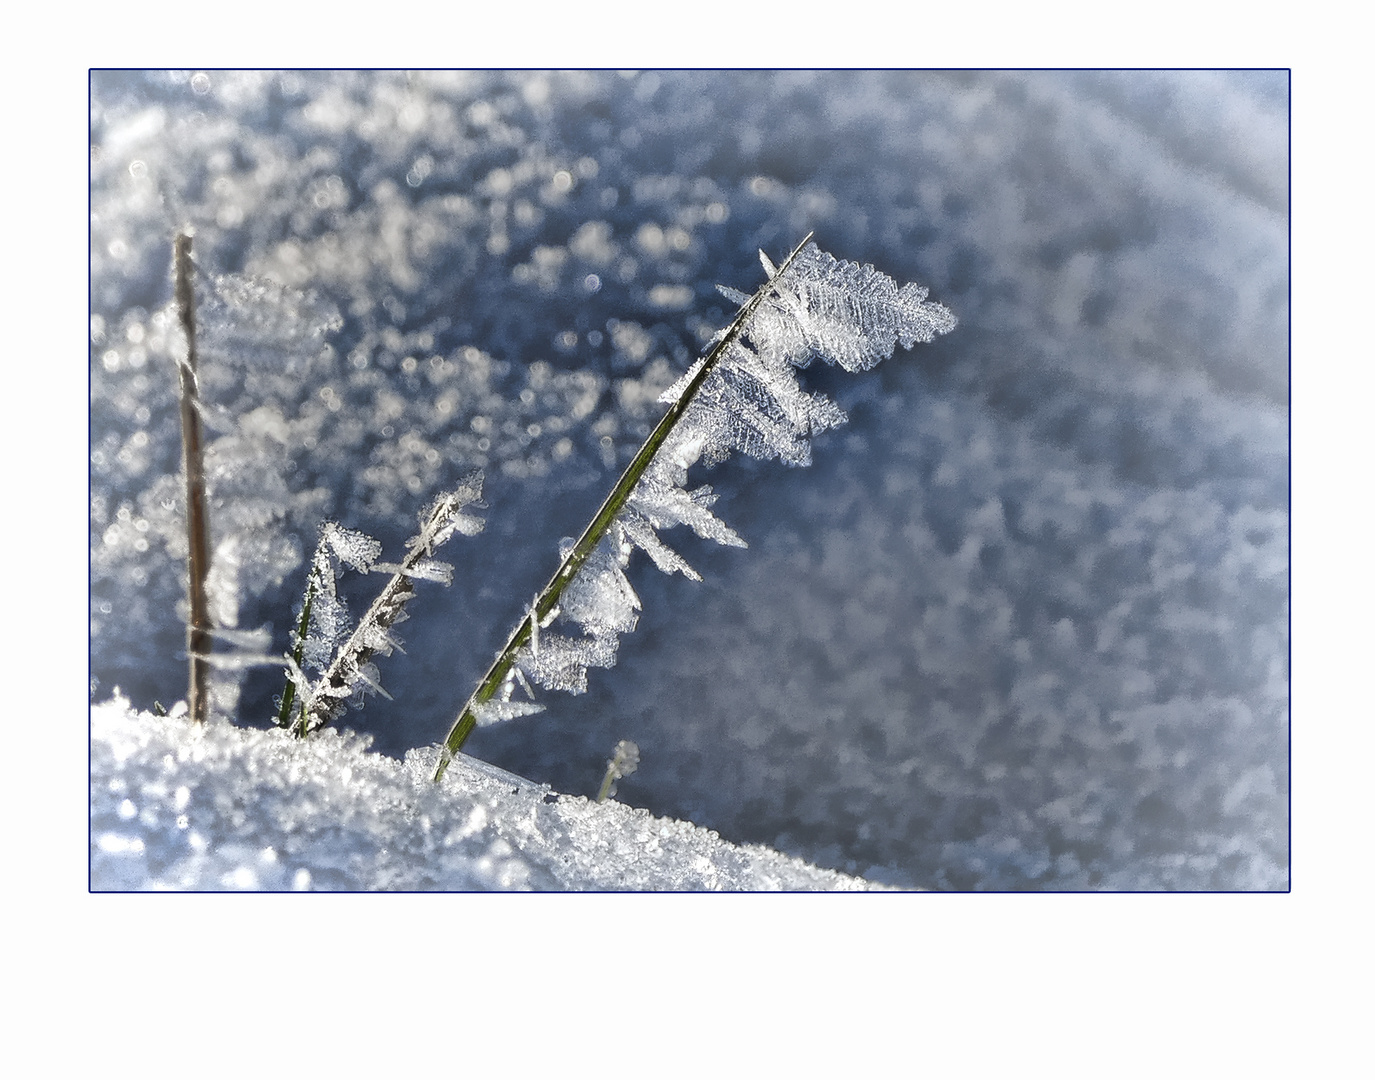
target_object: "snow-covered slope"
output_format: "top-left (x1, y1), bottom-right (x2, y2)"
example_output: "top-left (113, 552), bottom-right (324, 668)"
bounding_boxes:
top-left (90, 696), bottom-right (877, 890)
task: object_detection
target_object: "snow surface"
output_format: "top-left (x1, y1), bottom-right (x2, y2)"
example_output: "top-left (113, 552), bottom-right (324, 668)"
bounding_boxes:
top-left (90, 70), bottom-right (1288, 890)
top-left (90, 695), bottom-right (876, 890)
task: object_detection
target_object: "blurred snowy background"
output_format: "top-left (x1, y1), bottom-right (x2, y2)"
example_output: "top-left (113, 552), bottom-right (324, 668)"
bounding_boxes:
top-left (90, 70), bottom-right (1288, 890)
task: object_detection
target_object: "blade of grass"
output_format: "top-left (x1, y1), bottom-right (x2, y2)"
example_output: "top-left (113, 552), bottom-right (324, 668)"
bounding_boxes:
top-left (174, 232), bottom-right (213, 723)
top-left (432, 232), bottom-right (814, 781)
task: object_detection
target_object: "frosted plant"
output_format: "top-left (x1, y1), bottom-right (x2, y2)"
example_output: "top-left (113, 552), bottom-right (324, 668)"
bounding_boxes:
top-left (433, 235), bottom-right (956, 779)
top-left (597, 740), bottom-right (641, 803)
top-left (278, 476), bottom-right (485, 736)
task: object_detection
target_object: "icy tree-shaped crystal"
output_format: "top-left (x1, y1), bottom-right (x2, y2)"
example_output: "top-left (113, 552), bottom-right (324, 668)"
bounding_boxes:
top-left (434, 237), bottom-right (955, 779)
top-left (749, 244), bottom-right (956, 372)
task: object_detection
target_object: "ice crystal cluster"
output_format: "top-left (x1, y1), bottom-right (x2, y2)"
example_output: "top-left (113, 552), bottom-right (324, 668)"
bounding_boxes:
top-left (479, 243), bottom-right (955, 727)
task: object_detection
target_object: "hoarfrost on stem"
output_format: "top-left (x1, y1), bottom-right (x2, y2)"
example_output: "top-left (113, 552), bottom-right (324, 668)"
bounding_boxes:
top-left (446, 240), bottom-right (955, 755)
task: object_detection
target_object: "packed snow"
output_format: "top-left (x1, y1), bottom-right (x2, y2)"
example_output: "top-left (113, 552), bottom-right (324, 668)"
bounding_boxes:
top-left (91, 695), bottom-right (876, 890)
top-left (91, 70), bottom-right (1288, 890)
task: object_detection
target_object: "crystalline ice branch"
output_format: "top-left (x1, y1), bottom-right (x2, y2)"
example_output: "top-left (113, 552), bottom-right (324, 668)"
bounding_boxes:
top-left (750, 244), bottom-right (958, 372)
top-left (278, 475), bottom-right (484, 736)
top-left (434, 236), bottom-right (955, 779)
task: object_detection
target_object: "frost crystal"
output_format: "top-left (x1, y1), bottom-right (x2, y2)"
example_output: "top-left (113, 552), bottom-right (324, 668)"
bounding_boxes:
top-left (755, 245), bottom-right (958, 372)
top-left (556, 533), bottom-right (641, 634)
top-left (473, 699), bottom-right (546, 727)
top-left (465, 241), bottom-right (955, 732)
top-left (322, 522), bottom-right (382, 573)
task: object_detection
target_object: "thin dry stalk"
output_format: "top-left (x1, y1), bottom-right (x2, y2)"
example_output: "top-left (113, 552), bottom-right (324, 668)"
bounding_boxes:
top-left (174, 232), bottom-right (212, 722)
